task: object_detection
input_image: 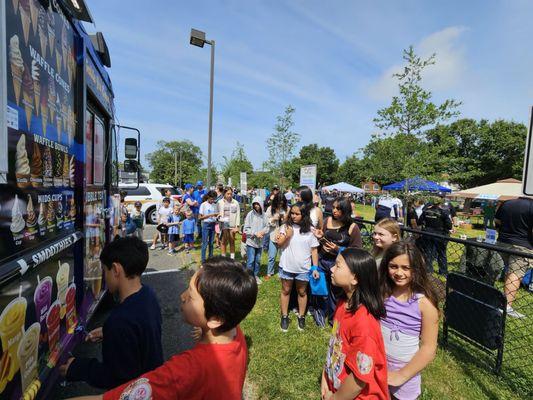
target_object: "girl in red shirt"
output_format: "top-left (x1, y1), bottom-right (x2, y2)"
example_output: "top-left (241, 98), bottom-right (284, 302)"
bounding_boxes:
top-left (322, 248), bottom-right (389, 400)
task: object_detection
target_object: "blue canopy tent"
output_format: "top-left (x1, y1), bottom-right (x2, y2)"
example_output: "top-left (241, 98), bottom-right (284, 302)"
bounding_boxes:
top-left (382, 177), bottom-right (452, 193)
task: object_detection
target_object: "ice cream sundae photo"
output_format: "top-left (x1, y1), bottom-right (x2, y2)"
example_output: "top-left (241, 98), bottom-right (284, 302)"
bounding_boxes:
top-left (30, 141), bottom-right (43, 187)
top-left (56, 199), bottom-right (64, 229)
top-left (43, 146), bottom-right (53, 187)
top-left (69, 155), bottom-right (75, 187)
top-left (53, 148), bottom-right (63, 187)
top-left (46, 200), bottom-right (55, 229)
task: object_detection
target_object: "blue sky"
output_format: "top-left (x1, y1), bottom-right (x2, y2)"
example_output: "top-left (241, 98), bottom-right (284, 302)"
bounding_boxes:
top-left (85, 0), bottom-right (533, 170)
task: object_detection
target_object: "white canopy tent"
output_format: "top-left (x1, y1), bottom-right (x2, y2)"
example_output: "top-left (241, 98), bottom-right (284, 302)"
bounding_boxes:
top-left (321, 182), bottom-right (364, 194)
top-left (452, 178), bottom-right (524, 201)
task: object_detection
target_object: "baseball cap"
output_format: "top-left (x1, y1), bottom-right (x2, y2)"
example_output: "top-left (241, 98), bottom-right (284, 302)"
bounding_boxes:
top-left (134, 201), bottom-right (142, 207)
top-left (196, 180), bottom-right (204, 187)
top-left (185, 183), bottom-right (193, 190)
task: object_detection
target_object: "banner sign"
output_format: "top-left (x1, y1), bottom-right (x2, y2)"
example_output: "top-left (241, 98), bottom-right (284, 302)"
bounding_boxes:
top-left (240, 171), bottom-right (247, 193)
top-left (299, 164), bottom-right (317, 190)
top-left (1, 0), bottom-right (79, 264)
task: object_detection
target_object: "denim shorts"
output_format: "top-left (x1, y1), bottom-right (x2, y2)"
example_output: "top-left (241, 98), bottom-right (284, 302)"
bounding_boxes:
top-left (279, 268), bottom-right (309, 282)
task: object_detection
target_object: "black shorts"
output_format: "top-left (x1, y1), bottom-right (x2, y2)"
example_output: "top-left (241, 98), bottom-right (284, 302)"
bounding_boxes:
top-left (169, 234), bottom-right (180, 242)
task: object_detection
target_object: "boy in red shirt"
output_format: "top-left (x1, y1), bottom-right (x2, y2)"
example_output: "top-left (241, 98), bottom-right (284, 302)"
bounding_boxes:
top-left (69, 256), bottom-right (258, 400)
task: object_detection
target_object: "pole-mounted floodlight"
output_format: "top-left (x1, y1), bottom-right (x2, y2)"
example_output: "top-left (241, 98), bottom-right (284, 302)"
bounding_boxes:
top-left (190, 29), bottom-right (207, 47)
top-left (189, 28), bottom-right (215, 188)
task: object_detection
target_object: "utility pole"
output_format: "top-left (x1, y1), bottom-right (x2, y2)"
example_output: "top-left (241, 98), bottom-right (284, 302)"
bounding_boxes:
top-left (174, 152), bottom-right (177, 187)
top-left (179, 149), bottom-right (183, 188)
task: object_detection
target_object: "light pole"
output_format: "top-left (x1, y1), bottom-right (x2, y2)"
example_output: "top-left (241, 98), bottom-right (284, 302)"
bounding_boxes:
top-left (190, 28), bottom-right (215, 189)
top-left (173, 148), bottom-right (183, 188)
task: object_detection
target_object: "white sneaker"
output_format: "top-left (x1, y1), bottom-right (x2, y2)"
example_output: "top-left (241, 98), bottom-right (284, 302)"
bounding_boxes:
top-left (255, 276), bottom-right (262, 285)
top-left (506, 305), bottom-right (525, 319)
top-left (150, 245), bottom-right (156, 250)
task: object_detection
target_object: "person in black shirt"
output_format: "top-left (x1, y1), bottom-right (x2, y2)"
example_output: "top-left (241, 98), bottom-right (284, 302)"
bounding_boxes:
top-left (495, 197), bottom-right (533, 318)
top-left (419, 197), bottom-right (452, 275)
top-left (59, 236), bottom-right (164, 388)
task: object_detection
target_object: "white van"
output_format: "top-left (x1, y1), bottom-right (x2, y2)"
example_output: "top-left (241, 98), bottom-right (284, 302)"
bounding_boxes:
top-left (120, 183), bottom-right (182, 224)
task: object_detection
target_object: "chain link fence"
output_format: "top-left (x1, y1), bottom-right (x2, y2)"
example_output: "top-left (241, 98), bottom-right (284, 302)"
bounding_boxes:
top-left (357, 219), bottom-right (532, 393)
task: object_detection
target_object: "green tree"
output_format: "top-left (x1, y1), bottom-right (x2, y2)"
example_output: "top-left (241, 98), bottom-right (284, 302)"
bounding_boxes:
top-left (145, 140), bottom-right (203, 186)
top-left (220, 142), bottom-right (254, 187)
top-left (426, 119), bottom-right (527, 187)
top-left (266, 105), bottom-right (300, 184)
top-left (336, 154), bottom-right (366, 185)
top-left (374, 46), bottom-right (461, 136)
top-left (284, 144), bottom-right (339, 187)
top-left (248, 171), bottom-right (279, 189)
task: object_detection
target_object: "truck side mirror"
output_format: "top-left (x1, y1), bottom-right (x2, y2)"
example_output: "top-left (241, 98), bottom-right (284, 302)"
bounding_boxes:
top-left (125, 138), bottom-right (138, 159)
top-left (123, 160), bottom-right (138, 173)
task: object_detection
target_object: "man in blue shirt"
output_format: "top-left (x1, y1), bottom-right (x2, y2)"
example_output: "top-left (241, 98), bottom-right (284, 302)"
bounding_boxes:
top-left (193, 181), bottom-right (206, 239)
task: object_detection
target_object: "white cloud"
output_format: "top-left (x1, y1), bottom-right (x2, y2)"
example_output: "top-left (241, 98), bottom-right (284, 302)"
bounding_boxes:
top-left (368, 26), bottom-right (467, 101)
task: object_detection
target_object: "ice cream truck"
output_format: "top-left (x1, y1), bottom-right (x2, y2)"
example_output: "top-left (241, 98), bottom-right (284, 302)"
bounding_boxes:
top-left (0, 1), bottom-right (140, 398)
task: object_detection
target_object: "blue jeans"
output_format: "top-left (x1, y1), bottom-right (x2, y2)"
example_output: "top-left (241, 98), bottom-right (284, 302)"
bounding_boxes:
top-left (201, 222), bottom-right (215, 263)
top-left (267, 239), bottom-right (278, 275)
top-left (246, 245), bottom-right (262, 276)
top-left (421, 236), bottom-right (448, 275)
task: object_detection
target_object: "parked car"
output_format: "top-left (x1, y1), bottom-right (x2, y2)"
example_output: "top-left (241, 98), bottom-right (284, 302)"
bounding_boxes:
top-left (120, 183), bottom-right (183, 224)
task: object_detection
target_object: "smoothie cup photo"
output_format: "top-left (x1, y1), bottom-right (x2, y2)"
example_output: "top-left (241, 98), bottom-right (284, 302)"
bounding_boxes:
top-left (46, 301), bottom-right (60, 351)
top-left (33, 276), bottom-right (52, 343)
top-left (0, 296), bottom-right (27, 382)
top-left (65, 283), bottom-right (77, 333)
top-left (17, 322), bottom-right (40, 394)
top-left (56, 262), bottom-right (70, 319)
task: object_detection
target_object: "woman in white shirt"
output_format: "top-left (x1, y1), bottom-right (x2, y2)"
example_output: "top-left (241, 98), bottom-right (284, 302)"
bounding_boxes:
top-left (217, 187), bottom-right (241, 259)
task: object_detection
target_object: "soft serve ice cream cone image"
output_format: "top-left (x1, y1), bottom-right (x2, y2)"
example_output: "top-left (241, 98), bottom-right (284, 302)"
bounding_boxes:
top-left (12, 0), bottom-right (20, 15)
top-left (37, 201), bottom-right (47, 235)
top-left (9, 35), bottom-right (24, 106)
top-left (31, 60), bottom-right (40, 116)
top-left (55, 95), bottom-right (62, 140)
top-left (25, 195), bottom-right (37, 235)
top-left (17, 322), bottom-right (40, 394)
top-left (34, 276), bottom-right (52, 342)
top-left (19, 0), bottom-right (31, 45)
top-left (40, 82), bottom-right (48, 136)
top-left (15, 134), bottom-right (31, 188)
top-left (61, 24), bottom-right (68, 71)
top-left (47, 76), bottom-right (56, 124)
top-left (30, 142), bottom-right (43, 187)
top-left (29, 0), bottom-right (38, 36)
top-left (22, 65), bottom-right (35, 130)
top-left (46, 200), bottom-right (55, 229)
top-left (0, 296), bottom-right (27, 384)
top-left (56, 261), bottom-right (69, 319)
top-left (47, 7), bottom-right (55, 57)
top-left (10, 195), bottom-right (26, 237)
top-left (38, 6), bottom-right (47, 57)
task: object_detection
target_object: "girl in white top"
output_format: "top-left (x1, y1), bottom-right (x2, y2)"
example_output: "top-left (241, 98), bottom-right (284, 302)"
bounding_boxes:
top-left (217, 187), bottom-right (241, 259)
top-left (276, 203), bottom-right (319, 332)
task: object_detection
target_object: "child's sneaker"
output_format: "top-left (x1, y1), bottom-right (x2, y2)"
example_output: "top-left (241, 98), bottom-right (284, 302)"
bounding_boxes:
top-left (255, 276), bottom-right (262, 285)
top-left (297, 316), bottom-right (305, 331)
top-left (280, 315), bottom-right (289, 332)
top-left (150, 245), bottom-right (156, 250)
top-left (506, 305), bottom-right (525, 319)
top-left (167, 249), bottom-right (174, 255)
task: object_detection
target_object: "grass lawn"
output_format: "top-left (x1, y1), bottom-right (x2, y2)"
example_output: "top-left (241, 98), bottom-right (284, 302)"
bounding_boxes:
top-left (179, 211), bottom-right (531, 400)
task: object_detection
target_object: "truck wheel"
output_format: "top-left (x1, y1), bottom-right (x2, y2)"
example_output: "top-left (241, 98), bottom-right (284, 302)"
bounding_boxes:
top-left (147, 207), bottom-right (157, 225)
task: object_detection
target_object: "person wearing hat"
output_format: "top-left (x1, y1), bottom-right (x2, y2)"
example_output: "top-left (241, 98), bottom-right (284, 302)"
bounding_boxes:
top-left (130, 201), bottom-right (145, 240)
top-left (193, 181), bottom-right (207, 239)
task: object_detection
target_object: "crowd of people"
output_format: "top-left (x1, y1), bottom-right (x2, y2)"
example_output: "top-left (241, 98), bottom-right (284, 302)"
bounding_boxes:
top-left (75, 182), bottom-right (530, 399)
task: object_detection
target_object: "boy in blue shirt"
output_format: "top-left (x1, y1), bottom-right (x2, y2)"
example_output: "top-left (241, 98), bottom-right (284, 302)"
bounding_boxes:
top-left (182, 211), bottom-right (196, 253)
top-left (193, 181), bottom-right (206, 239)
top-left (167, 204), bottom-right (182, 254)
top-left (60, 236), bottom-right (163, 388)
